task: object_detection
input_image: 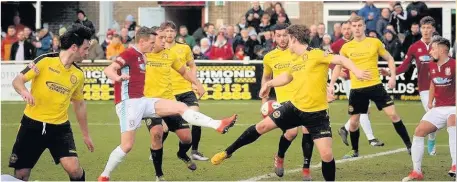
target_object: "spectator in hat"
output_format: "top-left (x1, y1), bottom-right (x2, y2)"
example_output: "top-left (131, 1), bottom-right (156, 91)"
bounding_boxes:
top-left (124, 14), bottom-right (137, 38)
top-left (321, 34), bottom-right (333, 52)
top-left (382, 29), bottom-right (402, 61)
top-left (75, 10), bottom-right (96, 35)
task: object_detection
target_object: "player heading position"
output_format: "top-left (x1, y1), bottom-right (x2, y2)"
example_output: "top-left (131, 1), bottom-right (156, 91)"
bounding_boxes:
top-left (211, 24), bottom-right (371, 181)
top-left (329, 16), bottom-right (412, 159)
top-left (99, 27), bottom-right (237, 181)
top-left (163, 21), bottom-right (208, 161)
top-left (381, 16), bottom-right (438, 155)
top-left (261, 24), bottom-right (314, 180)
top-left (9, 24), bottom-right (94, 181)
top-left (402, 37), bottom-right (456, 181)
top-left (330, 21), bottom-right (384, 147)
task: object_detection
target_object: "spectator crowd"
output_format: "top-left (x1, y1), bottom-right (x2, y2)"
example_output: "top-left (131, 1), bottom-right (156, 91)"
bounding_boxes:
top-left (1, 1), bottom-right (455, 61)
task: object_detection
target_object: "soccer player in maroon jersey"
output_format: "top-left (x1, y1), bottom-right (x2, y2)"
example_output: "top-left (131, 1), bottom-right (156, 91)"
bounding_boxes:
top-left (330, 21), bottom-right (384, 147)
top-left (98, 27), bottom-right (237, 181)
top-left (403, 37), bottom-right (456, 181)
top-left (381, 16), bottom-right (438, 155)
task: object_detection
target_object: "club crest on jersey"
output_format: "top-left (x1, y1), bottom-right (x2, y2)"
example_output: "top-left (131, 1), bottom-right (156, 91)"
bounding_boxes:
top-left (431, 69), bottom-right (436, 74)
top-left (272, 110), bottom-right (281, 118)
top-left (445, 67), bottom-right (451, 76)
top-left (162, 53), bottom-right (168, 59)
top-left (70, 75), bottom-right (77, 84)
top-left (418, 48), bottom-right (422, 53)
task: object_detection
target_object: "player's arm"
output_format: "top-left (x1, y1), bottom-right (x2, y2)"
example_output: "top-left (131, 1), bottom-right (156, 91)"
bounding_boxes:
top-left (427, 80), bottom-right (435, 109)
top-left (12, 58), bottom-right (46, 105)
top-left (104, 56), bottom-right (130, 82)
top-left (185, 46), bottom-right (199, 82)
top-left (383, 46), bottom-right (414, 76)
top-left (378, 42), bottom-right (397, 89)
top-left (174, 58), bottom-right (205, 97)
top-left (71, 81), bottom-right (94, 152)
top-left (260, 72), bottom-right (292, 98)
top-left (261, 60), bottom-right (273, 104)
top-left (328, 64), bottom-right (342, 91)
top-left (329, 55), bottom-right (371, 81)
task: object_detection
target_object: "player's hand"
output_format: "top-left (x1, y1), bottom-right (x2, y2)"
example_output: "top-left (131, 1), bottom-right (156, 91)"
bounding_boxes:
top-left (379, 68), bottom-right (390, 76)
top-left (195, 83), bottom-right (206, 98)
top-left (83, 136), bottom-right (94, 152)
top-left (327, 91), bottom-right (336, 103)
top-left (20, 90), bottom-right (35, 106)
top-left (326, 86), bottom-right (336, 103)
top-left (340, 69), bottom-right (348, 79)
top-left (354, 70), bottom-right (371, 81)
top-left (427, 102), bottom-right (433, 110)
top-left (259, 84), bottom-right (271, 99)
top-left (116, 74), bottom-right (130, 82)
top-left (388, 77), bottom-right (396, 89)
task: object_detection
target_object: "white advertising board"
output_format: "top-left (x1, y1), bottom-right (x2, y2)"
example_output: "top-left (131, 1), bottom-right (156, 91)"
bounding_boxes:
top-left (1, 64), bottom-right (31, 101)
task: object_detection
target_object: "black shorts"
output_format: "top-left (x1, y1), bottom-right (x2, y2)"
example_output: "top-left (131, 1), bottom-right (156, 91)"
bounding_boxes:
top-left (348, 84), bottom-right (394, 115)
top-left (144, 115), bottom-right (189, 132)
top-left (175, 91), bottom-right (199, 107)
top-left (9, 115), bottom-right (77, 169)
top-left (269, 102), bottom-right (332, 140)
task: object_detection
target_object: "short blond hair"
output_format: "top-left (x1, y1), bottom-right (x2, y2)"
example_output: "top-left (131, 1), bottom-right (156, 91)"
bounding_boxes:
top-left (348, 15), bottom-right (365, 24)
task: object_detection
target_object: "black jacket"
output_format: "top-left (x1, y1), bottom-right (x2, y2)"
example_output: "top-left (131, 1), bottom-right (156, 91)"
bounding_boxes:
top-left (383, 37), bottom-right (403, 61)
top-left (75, 18), bottom-right (96, 35)
top-left (245, 8), bottom-right (264, 30)
top-left (10, 41), bottom-right (35, 60)
top-left (402, 32), bottom-right (422, 53)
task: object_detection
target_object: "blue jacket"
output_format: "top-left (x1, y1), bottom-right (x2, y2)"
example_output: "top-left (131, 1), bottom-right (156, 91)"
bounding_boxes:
top-left (358, 4), bottom-right (380, 32)
top-left (36, 33), bottom-right (52, 57)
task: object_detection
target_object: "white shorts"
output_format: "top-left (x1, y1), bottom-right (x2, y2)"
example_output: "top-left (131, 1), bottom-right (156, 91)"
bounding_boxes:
top-left (419, 91), bottom-right (430, 112)
top-left (422, 106), bottom-right (456, 129)
top-left (343, 79), bottom-right (351, 98)
top-left (115, 97), bottom-right (160, 133)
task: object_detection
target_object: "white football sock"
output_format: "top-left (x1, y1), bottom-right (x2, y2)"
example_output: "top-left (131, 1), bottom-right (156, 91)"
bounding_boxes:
top-left (360, 114), bottom-right (375, 140)
top-left (428, 131), bottom-right (437, 141)
top-left (412, 136), bottom-right (425, 172)
top-left (181, 109), bottom-right (220, 130)
top-left (344, 119), bottom-right (351, 131)
top-left (448, 126), bottom-right (456, 165)
top-left (101, 146), bottom-right (126, 177)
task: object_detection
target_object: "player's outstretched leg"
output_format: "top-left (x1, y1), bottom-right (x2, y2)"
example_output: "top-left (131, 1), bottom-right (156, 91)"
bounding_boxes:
top-left (301, 127), bottom-right (314, 181)
top-left (383, 105), bottom-right (412, 154)
top-left (153, 99), bottom-right (237, 134)
top-left (274, 128), bottom-right (298, 177)
top-left (402, 120), bottom-right (437, 181)
top-left (211, 117), bottom-right (279, 165)
top-left (447, 115), bottom-right (456, 178)
top-left (343, 114), bottom-right (360, 159)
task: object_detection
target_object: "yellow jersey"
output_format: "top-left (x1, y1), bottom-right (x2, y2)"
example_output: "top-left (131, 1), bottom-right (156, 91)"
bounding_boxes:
top-left (144, 49), bottom-right (184, 100)
top-left (21, 53), bottom-right (85, 124)
top-left (340, 37), bottom-right (388, 89)
top-left (263, 48), bottom-right (299, 103)
top-left (290, 49), bottom-right (334, 112)
top-left (168, 42), bottom-right (194, 95)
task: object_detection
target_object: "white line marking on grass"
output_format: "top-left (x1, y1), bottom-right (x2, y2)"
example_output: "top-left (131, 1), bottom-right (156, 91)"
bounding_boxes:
top-left (240, 148), bottom-right (406, 181)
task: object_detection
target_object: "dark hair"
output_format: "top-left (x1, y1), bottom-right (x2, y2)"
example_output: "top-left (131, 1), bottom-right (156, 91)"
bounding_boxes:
top-left (160, 21), bottom-right (177, 30)
top-left (420, 16), bottom-right (436, 27)
top-left (60, 24), bottom-right (93, 50)
top-left (204, 23), bottom-right (214, 28)
top-left (272, 23), bottom-right (288, 33)
top-left (135, 26), bottom-right (156, 43)
top-left (7, 25), bottom-right (15, 29)
top-left (179, 25), bottom-right (187, 29)
top-left (411, 22), bottom-right (419, 26)
top-left (432, 37), bottom-right (451, 51)
top-left (150, 26), bottom-right (160, 33)
top-left (112, 34), bottom-right (121, 39)
top-left (76, 10), bottom-right (86, 16)
top-left (286, 24), bottom-right (311, 45)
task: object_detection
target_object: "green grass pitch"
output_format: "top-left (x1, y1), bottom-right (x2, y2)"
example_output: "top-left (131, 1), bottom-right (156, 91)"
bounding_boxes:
top-left (1, 100), bottom-right (454, 181)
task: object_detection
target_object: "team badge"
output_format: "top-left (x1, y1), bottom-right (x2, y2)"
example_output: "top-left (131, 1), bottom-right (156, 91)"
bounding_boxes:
top-left (9, 153), bottom-right (18, 164)
top-left (177, 49), bottom-right (183, 53)
top-left (431, 69), bottom-right (436, 74)
top-left (138, 57), bottom-right (141, 62)
top-left (145, 118), bottom-right (152, 126)
top-left (162, 53), bottom-right (168, 59)
top-left (348, 105), bottom-right (354, 112)
top-left (272, 110), bottom-right (281, 118)
top-left (445, 67), bottom-right (451, 76)
top-left (418, 48), bottom-right (422, 53)
top-left (302, 54), bottom-right (308, 60)
top-left (70, 75), bottom-right (77, 84)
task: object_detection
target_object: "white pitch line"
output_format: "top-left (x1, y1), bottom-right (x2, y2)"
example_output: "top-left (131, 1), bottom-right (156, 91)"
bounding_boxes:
top-left (241, 148), bottom-right (406, 181)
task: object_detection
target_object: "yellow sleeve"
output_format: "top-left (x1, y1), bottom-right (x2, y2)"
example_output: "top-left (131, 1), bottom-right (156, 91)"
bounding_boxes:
top-left (263, 56), bottom-right (272, 75)
top-left (185, 46), bottom-right (194, 62)
top-left (376, 39), bottom-right (388, 57)
top-left (312, 49), bottom-right (333, 64)
top-left (321, 51), bottom-right (334, 64)
top-left (172, 57), bottom-right (185, 71)
top-left (20, 57), bottom-right (47, 81)
top-left (71, 76), bottom-right (85, 101)
top-left (339, 45), bottom-right (348, 57)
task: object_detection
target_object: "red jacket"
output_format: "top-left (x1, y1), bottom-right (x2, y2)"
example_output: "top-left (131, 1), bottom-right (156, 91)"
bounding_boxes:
top-left (208, 41), bottom-right (234, 60)
top-left (2, 35), bottom-right (18, 60)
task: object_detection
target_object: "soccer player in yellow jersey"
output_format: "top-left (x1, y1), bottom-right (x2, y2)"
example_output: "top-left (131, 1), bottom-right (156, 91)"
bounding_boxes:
top-left (8, 24), bottom-right (94, 181)
top-left (329, 16), bottom-right (412, 159)
top-left (211, 24), bottom-right (371, 181)
top-left (162, 21), bottom-right (209, 161)
top-left (261, 24), bottom-right (313, 180)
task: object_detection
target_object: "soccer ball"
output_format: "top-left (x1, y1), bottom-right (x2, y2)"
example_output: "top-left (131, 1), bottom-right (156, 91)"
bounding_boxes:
top-left (260, 100), bottom-right (281, 118)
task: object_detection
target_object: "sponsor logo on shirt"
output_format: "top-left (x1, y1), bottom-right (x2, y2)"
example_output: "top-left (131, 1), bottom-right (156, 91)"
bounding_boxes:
top-left (419, 55), bottom-right (431, 62)
top-left (433, 77), bottom-right (452, 85)
top-left (46, 81), bottom-right (71, 95)
top-left (273, 63), bottom-right (291, 69)
top-left (49, 67), bottom-right (60, 74)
